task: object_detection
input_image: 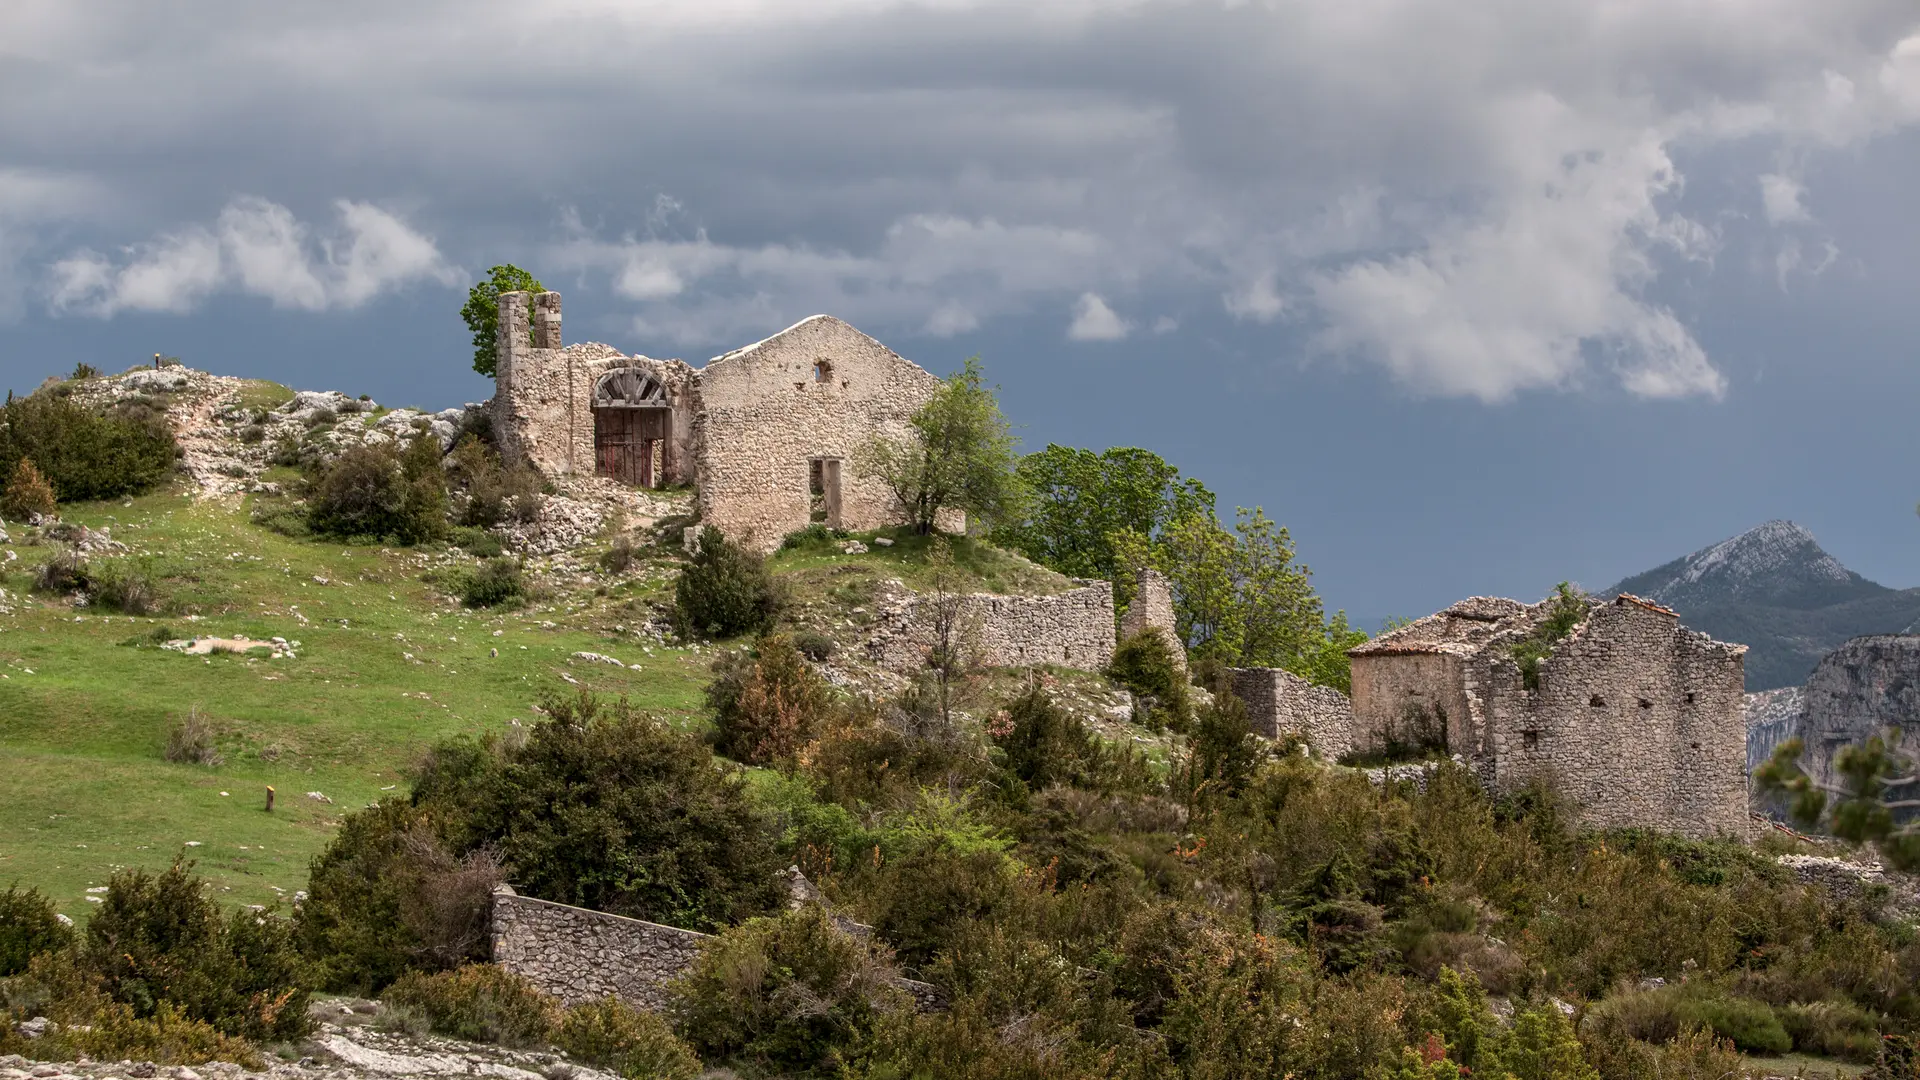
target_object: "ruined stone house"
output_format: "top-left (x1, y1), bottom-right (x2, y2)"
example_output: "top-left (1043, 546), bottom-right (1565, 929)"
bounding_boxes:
top-left (1346, 593), bottom-right (1750, 837)
top-left (490, 290), bottom-right (953, 550)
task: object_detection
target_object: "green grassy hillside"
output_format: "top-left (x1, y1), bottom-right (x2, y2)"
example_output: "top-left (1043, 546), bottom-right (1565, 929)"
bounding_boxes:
top-left (0, 489), bottom-right (711, 918)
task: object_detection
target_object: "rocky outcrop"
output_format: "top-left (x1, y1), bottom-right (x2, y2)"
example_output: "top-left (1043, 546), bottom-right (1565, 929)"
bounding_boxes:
top-left (1797, 636), bottom-right (1920, 812)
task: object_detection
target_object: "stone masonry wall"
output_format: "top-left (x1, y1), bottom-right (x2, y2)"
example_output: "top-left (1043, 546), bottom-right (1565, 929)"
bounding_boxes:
top-left (1120, 569), bottom-right (1185, 672)
top-left (1472, 599), bottom-right (1748, 838)
top-left (491, 887), bottom-right (946, 1013)
top-left (1229, 667), bottom-right (1354, 759)
top-left (694, 315), bottom-right (947, 552)
top-left (865, 582), bottom-right (1116, 673)
top-left (1348, 652), bottom-right (1478, 759)
top-left (492, 888), bottom-right (706, 1010)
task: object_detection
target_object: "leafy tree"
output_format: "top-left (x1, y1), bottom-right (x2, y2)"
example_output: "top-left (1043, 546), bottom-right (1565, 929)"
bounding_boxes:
top-left (461, 265), bottom-right (545, 378)
top-left (708, 633), bottom-right (835, 766)
top-left (1756, 731), bottom-right (1920, 870)
top-left (990, 444), bottom-right (1214, 581)
top-left (674, 526), bottom-right (782, 639)
top-left (0, 393), bottom-right (176, 503)
top-left (855, 356), bottom-right (1025, 534)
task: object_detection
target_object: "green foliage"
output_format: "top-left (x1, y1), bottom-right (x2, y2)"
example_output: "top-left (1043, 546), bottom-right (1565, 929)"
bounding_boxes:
top-left (992, 682), bottom-right (1156, 796)
top-left (673, 526), bottom-right (782, 638)
top-left (455, 557), bottom-right (527, 608)
top-left (383, 964), bottom-right (559, 1047)
top-left (426, 692), bottom-right (784, 931)
top-left (1756, 731), bottom-right (1920, 871)
top-left (1509, 583), bottom-right (1589, 691)
top-left (447, 435), bottom-right (539, 528)
top-left (461, 265), bottom-right (544, 378)
top-left (0, 885), bottom-right (72, 977)
top-left (78, 859), bottom-right (309, 1042)
top-left (0, 965), bottom-right (262, 1069)
top-left (0, 392), bottom-right (176, 504)
top-left (990, 443), bottom-right (1214, 581)
top-left (854, 356), bottom-right (1026, 534)
top-left (1867, 1034), bottom-right (1920, 1080)
top-left (1295, 611), bottom-right (1372, 696)
top-left (671, 906), bottom-right (908, 1073)
top-left (1778, 999), bottom-right (1886, 1062)
top-left (86, 555), bottom-right (166, 615)
top-left (307, 439), bottom-right (447, 544)
top-left (1178, 676), bottom-right (1266, 813)
top-left (1, 458), bottom-right (56, 520)
top-left (1105, 628), bottom-right (1191, 731)
top-left (1481, 1002), bottom-right (1598, 1080)
top-left (553, 997), bottom-right (701, 1080)
top-left (708, 633), bottom-right (835, 765)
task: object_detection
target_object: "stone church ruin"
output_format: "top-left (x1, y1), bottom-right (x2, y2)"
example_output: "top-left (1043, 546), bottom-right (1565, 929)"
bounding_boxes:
top-left (489, 291), bottom-right (950, 551)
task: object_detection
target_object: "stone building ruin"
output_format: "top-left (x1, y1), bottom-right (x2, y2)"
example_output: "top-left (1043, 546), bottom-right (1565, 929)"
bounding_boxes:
top-left (1347, 593), bottom-right (1750, 837)
top-left (490, 291), bottom-right (952, 551)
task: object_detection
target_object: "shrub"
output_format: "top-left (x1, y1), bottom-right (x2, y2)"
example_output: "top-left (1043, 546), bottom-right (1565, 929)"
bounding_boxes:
top-left (993, 682), bottom-right (1155, 796)
top-left (238, 423), bottom-right (267, 445)
top-left (1510, 582), bottom-right (1589, 690)
top-left (599, 533), bottom-right (641, 574)
top-left (0, 885), bottom-right (72, 977)
top-left (87, 556), bottom-right (164, 615)
top-left (673, 526), bottom-right (781, 639)
top-left (554, 997), bottom-right (700, 1080)
top-left (456, 557), bottom-right (527, 608)
top-left (424, 692), bottom-right (784, 932)
top-left (308, 438), bottom-right (446, 543)
top-left (709, 634), bottom-right (835, 766)
top-left (80, 859), bottom-right (310, 1042)
top-left (672, 907), bottom-right (908, 1073)
top-left (70, 362), bottom-right (100, 380)
top-left (384, 965), bottom-right (559, 1047)
top-left (448, 436), bottom-right (540, 527)
top-left (1778, 999), bottom-right (1885, 1062)
top-left (1583, 983), bottom-right (1791, 1056)
top-left (1482, 1002), bottom-right (1599, 1080)
top-left (0, 990), bottom-right (261, 1068)
top-left (250, 496), bottom-right (312, 537)
top-left (32, 550), bottom-right (89, 595)
top-left (0, 393), bottom-right (176, 503)
top-left (1, 458), bottom-right (57, 520)
top-left (1106, 628), bottom-right (1190, 730)
top-left (164, 707), bottom-right (222, 766)
top-left (792, 630), bottom-right (837, 662)
top-left (450, 525), bottom-right (505, 558)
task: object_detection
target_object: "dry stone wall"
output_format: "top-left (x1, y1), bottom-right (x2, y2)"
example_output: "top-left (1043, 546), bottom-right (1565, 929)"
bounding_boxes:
top-left (1120, 569), bottom-right (1185, 672)
top-left (490, 887), bottom-right (945, 1013)
top-left (1468, 598), bottom-right (1749, 838)
top-left (1229, 667), bottom-right (1354, 759)
top-left (865, 581), bottom-right (1116, 673)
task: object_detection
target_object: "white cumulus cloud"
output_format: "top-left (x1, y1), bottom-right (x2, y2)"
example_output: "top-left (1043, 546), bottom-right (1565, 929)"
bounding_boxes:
top-left (48, 198), bottom-right (459, 317)
top-left (1067, 292), bottom-right (1129, 342)
top-left (1759, 174), bottom-right (1811, 225)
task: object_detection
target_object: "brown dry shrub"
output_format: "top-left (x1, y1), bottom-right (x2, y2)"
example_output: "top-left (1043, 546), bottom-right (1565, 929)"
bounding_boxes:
top-left (1, 458), bottom-right (56, 521)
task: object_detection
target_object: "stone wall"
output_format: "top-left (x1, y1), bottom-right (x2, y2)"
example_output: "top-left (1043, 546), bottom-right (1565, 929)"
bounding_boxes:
top-left (1470, 597), bottom-right (1749, 838)
top-left (490, 887), bottom-right (946, 1013)
top-left (491, 888), bottom-right (707, 1010)
top-left (694, 316), bottom-right (947, 552)
top-left (1120, 569), bottom-right (1184, 672)
top-left (1349, 652), bottom-right (1477, 759)
top-left (865, 582), bottom-right (1116, 673)
top-left (1229, 667), bottom-right (1354, 758)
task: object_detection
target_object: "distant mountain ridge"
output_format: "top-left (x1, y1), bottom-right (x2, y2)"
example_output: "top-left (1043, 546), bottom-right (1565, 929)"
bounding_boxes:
top-left (1606, 521), bottom-right (1920, 690)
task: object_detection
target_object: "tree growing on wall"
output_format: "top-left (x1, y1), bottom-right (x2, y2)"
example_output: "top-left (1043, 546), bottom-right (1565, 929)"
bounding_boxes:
top-left (1756, 730), bottom-right (1920, 870)
top-left (855, 356), bottom-right (1026, 534)
top-left (461, 265), bottom-right (545, 378)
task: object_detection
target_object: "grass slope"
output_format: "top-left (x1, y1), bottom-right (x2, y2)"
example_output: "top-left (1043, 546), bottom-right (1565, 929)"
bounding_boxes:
top-left (0, 489), bottom-right (710, 918)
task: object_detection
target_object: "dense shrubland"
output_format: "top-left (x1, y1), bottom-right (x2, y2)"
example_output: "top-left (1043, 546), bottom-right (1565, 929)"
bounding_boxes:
top-left (0, 391), bottom-right (177, 508)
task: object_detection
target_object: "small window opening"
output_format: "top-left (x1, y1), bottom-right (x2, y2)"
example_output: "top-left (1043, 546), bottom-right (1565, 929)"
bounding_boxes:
top-left (1589, 695), bottom-right (1606, 708)
top-left (1689, 741), bottom-right (1701, 750)
top-left (1684, 691), bottom-right (1696, 706)
top-left (1638, 697), bottom-right (1653, 710)
top-left (814, 360), bottom-right (833, 383)
top-left (1522, 730), bottom-right (1540, 749)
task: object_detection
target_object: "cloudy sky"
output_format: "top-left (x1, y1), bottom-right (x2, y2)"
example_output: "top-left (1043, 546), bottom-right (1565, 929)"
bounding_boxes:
top-left (5, 0), bottom-right (1920, 621)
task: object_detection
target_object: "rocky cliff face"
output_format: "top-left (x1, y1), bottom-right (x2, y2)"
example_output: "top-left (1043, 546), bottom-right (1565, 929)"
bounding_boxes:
top-left (1798, 636), bottom-right (1920, 800)
top-left (1611, 521), bottom-right (1920, 689)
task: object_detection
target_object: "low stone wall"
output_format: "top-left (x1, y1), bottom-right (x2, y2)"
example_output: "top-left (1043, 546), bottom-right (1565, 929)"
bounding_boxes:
top-left (1229, 667), bottom-right (1355, 759)
top-left (865, 582), bottom-right (1115, 673)
top-left (491, 887), bottom-right (945, 1012)
top-left (492, 888), bottom-right (707, 1010)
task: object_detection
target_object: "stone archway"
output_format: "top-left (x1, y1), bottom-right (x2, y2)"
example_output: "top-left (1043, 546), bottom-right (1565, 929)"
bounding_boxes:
top-left (592, 368), bottom-right (672, 487)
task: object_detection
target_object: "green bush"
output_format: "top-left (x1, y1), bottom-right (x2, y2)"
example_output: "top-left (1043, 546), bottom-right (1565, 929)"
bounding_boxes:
top-left (383, 965), bottom-right (558, 1047)
top-left (32, 550), bottom-right (88, 595)
top-left (1106, 627), bottom-right (1191, 730)
top-left (450, 525), bottom-right (505, 558)
top-left (792, 629), bottom-right (837, 661)
top-left (448, 436), bottom-right (539, 528)
top-left (0, 986), bottom-right (262, 1069)
top-left (708, 634), bottom-right (835, 765)
top-left (79, 859), bottom-right (310, 1042)
top-left (671, 907), bottom-right (908, 1073)
top-left (993, 682), bottom-right (1155, 796)
top-left (1510, 583), bottom-right (1589, 690)
top-left (673, 526), bottom-right (782, 639)
top-left (417, 692), bottom-right (784, 932)
top-left (1582, 983), bottom-right (1790, 1056)
top-left (0, 885), bottom-right (72, 977)
top-left (307, 439), bottom-right (446, 544)
top-left (86, 556), bottom-right (165, 615)
top-left (0, 392), bottom-right (176, 504)
top-left (456, 557), bottom-right (526, 608)
top-left (554, 997), bottom-right (701, 1080)
top-left (1776, 999), bottom-right (1885, 1062)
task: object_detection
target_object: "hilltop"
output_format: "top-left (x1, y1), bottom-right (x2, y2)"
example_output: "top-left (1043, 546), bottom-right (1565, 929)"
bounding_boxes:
top-left (1608, 520), bottom-right (1920, 690)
